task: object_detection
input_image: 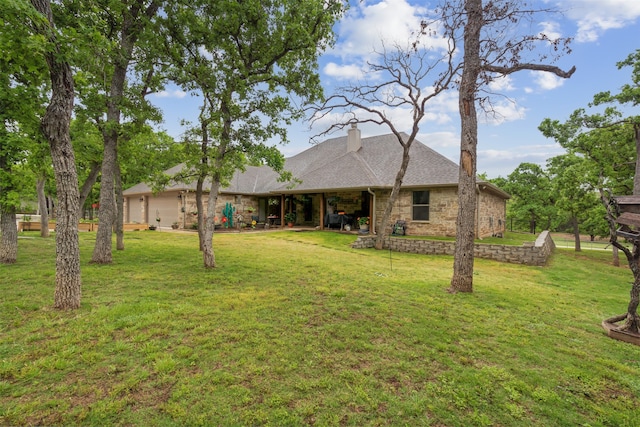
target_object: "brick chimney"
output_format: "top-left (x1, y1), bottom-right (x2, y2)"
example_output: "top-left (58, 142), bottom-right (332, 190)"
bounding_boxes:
top-left (347, 123), bottom-right (361, 152)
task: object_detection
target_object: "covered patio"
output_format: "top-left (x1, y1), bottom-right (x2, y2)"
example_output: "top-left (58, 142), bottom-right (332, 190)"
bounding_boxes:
top-left (274, 190), bottom-right (373, 233)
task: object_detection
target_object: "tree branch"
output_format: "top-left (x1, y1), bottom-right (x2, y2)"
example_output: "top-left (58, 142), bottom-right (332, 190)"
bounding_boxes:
top-left (483, 63), bottom-right (576, 78)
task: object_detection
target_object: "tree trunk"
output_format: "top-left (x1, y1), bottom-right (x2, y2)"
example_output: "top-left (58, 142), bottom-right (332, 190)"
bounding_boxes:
top-left (36, 176), bottom-right (50, 238)
top-left (196, 177), bottom-right (205, 251)
top-left (612, 240), bottom-right (640, 334)
top-left (92, 128), bottom-right (117, 263)
top-left (91, 1), bottom-right (158, 262)
top-left (612, 246), bottom-right (620, 267)
top-left (78, 161), bottom-right (101, 213)
top-left (202, 180), bottom-right (220, 268)
top-left (32, 0), bottom-right (81, 309)
top-left (571, 216), bottom-right (581, 252)
top-left (624, 275), bottom-right (640, 333)
top-left (634, 124), bottom-right (640, 194)
top-left (196, 118), bottom-right (210, 251)
top-left (0, 143), bottom-right (19, 263)
top-left (115, 162), bottom-right (124, 250)
top-left (449, 0), bottom-right (481, 294)
top-left (0, 208), bottom-right (18, 264)
top-left (374, 145), bottom-right (411, 250)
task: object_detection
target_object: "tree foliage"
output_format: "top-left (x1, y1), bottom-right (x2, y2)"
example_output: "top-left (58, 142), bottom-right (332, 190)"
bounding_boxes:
top-left (540, 50), bottom-right (640, 333)
top-left (502, 162), bottom-right (555, 233)
top-left (0, 0), bottom-right (50, 262)
top-left (159, 0), bottom-right (344, 268)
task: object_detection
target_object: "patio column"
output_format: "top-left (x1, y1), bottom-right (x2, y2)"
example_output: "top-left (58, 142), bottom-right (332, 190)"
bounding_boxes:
top-left (368, 188), bottom-right (376, 235)
top-left (280, 194), bottom-right (285, 228)
top-left (320, 193), bottom-right (325, 230)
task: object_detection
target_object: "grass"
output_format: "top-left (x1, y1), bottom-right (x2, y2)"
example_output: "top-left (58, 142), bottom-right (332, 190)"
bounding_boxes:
top-left (1, 230), bottom-right (640, 426)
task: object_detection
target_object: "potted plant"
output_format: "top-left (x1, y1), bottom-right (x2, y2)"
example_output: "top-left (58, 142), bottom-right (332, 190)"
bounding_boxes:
top-left (171, 221), bottom-right (179, 229)
top-left (284, 212), bottom-right (296, 227)
top-left (358, 216), bottom-right (370, 232)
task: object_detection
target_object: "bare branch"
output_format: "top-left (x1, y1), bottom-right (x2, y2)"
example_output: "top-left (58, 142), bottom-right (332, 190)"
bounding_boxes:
top-left (483, 63), bottom-right (576, 78)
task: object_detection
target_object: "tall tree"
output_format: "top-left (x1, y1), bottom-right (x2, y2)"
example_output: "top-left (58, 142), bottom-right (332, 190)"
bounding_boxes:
top-left (502, 162), bottom-right (555, 233)
top-left (540, 106), bottom-right (636, 268)
top-left (0, 1), bottom-right (48, 262)
top-left (593, 49), bottom-right (640, 193)
top-left (160, 0), bottom-right (343, 268)
top-left (312, 27), bottom-right (459, 250)
top-left (30, 0), bottom-right (82, 309)
top-left (447, 0), bottom-right (575, 293)
top-left (542, 50), bottom-right (640, 333)
top-left (82, 0), bottom-right (161, 263)
top-left (547, 153), bottom-right (601, 251)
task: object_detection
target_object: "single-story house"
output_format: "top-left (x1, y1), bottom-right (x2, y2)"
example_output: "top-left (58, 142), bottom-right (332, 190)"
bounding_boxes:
top-left (122, 125), bottom-right (510, 237)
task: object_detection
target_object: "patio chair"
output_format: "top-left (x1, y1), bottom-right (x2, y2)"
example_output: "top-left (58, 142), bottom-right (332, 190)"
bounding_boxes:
top-left (392, 220), bottom-right (406, 236)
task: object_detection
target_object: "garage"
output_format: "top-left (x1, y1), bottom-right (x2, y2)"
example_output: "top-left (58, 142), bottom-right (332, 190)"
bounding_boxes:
top-left (147, 194), bottom-right (180, 228)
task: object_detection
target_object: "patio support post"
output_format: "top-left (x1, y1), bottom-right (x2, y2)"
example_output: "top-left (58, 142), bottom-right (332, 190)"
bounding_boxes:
top-left (320, 193), bottom-right (325, 230)
top-left (368, 188), bottom-right (376, 235)
top-left (280, 194), bottom-right (285, 228)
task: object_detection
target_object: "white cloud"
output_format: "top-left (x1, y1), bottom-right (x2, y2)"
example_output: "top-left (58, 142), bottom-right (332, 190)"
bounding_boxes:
top-left (331, 0), bottom-right (439, 61)
top-left (477, 143), bottom-right (566, 178)
top-left (488, 75), bottom-right (515, 93)
top-left (420, 131), bottom-right (459, 148)
top-left (532, 71), bottom-right (566, 91)
top-left (152, 89), bottom-right (187, 99)
top-left (323, 62), bottom-right (367, 80)
top-left (538, 21), bottom-right (563, 40)
top-left (562, 0), bottom-right (640, 42)
top-left (478, 99), bottom-right (527, 126)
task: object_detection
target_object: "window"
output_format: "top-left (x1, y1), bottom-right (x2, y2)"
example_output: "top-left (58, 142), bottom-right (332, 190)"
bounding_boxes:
top-left (412, 190), bottom-right (430, 221)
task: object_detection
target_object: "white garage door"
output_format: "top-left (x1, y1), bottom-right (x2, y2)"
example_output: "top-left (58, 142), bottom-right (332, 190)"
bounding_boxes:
top-left (127, 197), bottom-right (143, 223)
top-left (148, 194), bottom-right (180, 228)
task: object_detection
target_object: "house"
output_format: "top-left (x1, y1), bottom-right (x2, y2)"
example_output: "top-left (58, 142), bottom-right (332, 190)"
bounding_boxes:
top-left (122, 125), bottom-right (509, 237)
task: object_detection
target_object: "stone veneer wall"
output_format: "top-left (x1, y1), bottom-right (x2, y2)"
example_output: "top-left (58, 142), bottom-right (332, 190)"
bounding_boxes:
top-left (373, 187), bottom-right (506, 238)
top-left (182, 193), bottom-right (260, 228)
top-left (351, 230), bottom-right (555, 266)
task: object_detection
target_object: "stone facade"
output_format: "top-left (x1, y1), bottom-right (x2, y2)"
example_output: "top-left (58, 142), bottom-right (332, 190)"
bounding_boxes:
top-left (351, 230), bottom-right (555, 266)
top-left (371, 187), bottom-right (505, 238)
top-left (179, 193), bottom-right (261, 229)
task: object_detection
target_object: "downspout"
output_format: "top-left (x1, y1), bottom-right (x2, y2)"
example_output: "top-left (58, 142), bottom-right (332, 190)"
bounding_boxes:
top-left (368, 188), bottom-right (376, 235)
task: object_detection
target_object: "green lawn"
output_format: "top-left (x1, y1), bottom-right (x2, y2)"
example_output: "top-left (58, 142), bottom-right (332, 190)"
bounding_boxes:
top-left (1, 230), bottom-right (639, 426)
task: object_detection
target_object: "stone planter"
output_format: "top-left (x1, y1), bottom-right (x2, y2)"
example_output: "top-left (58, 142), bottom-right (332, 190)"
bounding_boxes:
top-left (602, 314), bottom-right (640, 346)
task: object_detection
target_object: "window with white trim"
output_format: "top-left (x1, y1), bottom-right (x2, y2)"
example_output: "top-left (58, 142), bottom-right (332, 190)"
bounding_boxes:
top-left (412, 190), bottom-right (430, 221)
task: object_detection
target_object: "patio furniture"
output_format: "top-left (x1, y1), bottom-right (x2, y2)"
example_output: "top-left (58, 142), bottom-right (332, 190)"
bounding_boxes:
top-left (392, 220), bottom-right (406, 235)
top-left (325, 213), bottom-right (352, 230)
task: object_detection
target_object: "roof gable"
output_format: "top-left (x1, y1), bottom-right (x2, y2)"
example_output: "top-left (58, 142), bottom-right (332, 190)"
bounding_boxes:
top-left (278, 132), bottom-right (461, 191)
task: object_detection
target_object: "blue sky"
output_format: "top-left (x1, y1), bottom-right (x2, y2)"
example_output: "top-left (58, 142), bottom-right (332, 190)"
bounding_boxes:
top-left (149, 0), bottom-right (640, 179)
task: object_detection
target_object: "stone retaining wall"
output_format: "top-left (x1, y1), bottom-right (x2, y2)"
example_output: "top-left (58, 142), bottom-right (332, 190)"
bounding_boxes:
top-left (351, 230), bottom-right (555, 266)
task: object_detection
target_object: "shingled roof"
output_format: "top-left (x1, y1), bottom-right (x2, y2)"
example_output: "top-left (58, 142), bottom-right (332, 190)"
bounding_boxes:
top-left (123, 131), bottom-right (509, 199)
top-left (277, 132), bottom-right (461, 193)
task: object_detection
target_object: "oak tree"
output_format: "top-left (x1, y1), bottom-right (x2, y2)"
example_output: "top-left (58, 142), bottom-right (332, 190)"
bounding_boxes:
top-left (30, 0), bottom-right (82, 309)
top-left (447, 0), bottom-right (575, 293)
top-left (160, 0), bottom-right (344, 268)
